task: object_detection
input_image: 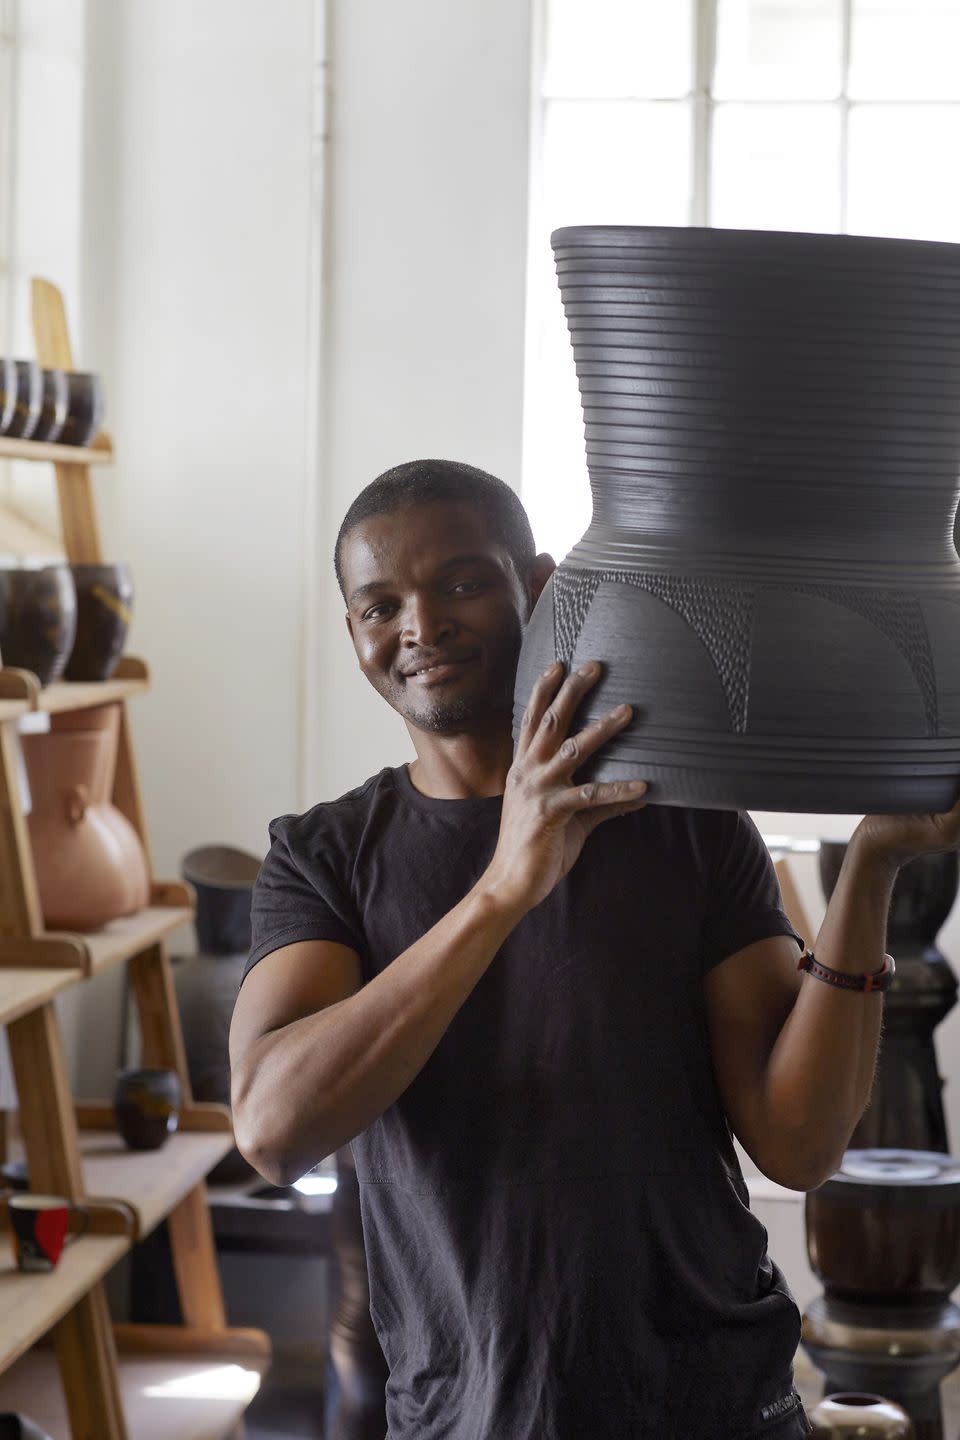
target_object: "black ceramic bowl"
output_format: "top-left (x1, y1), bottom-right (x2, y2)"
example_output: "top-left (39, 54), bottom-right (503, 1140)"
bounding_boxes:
top-left (113, 1068), bottom-right (182, 1152)
top-left (5, 360), bottom-right (42, 440)
top-left (59, 371), bottom-right (104, 448)
top-left (0, 357), bottom-right (16, 433)
top-left (0, 564), bottom-right (78, 685)
top-left (65, 563), bottom-right (133, 682)
top-left (32, 368), bottom-right (69, 444)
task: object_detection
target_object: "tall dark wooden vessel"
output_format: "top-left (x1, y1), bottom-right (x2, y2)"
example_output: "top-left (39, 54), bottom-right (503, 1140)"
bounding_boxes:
top-left (515, 226), bottom-right (960, 814)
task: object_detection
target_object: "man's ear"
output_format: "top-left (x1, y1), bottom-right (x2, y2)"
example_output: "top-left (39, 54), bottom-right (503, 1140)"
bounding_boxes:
top-left (345, 612), bottom-right (355, 644)
top-left (529, 552), bottom-right (556, 609)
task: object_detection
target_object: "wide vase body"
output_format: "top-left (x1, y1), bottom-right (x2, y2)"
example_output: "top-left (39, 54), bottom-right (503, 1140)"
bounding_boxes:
top-left (513, 226), bottom-right (960, 812)
top-left (22, 703), bottom-right (151, 929)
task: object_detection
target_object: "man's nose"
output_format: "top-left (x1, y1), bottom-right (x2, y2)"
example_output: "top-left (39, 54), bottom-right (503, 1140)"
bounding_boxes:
top-left (400, 595), bottom-right (455, 648)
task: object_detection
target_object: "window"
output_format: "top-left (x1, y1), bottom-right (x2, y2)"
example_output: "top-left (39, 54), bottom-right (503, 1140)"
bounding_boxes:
top-left (522, 0), bottom-right (960, 562)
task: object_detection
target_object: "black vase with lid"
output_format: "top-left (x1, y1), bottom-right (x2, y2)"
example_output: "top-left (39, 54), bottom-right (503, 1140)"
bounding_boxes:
top-left (514, 226), bottom-right (960, 814)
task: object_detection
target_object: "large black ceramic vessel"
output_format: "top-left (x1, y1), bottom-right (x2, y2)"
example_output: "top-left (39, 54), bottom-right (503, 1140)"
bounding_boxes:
top-left (514, 227), bottom-right (960, 813)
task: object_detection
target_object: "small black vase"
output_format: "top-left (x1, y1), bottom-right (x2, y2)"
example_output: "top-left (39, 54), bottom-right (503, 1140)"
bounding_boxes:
top-left (65, 563), bottom-right (133, 682)
top-left (0, 357), bottom-right (16, 433)
top-left (59, 371), bottom-right (104, 448)
top-left (113, 1068), bottom-right (182, 1151)
top-left (32, 368), bottom-right (69, 444)
top-left (5, 360), bottom-right (42, 440)
top-left (0, 564), bottom-right (78, 685)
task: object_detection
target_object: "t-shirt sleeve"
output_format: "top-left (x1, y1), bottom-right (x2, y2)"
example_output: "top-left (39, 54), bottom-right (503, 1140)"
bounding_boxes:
top-left (700, 810), bottom-right (805, 974)
top-left (244, 814), bottom-right (364, 982)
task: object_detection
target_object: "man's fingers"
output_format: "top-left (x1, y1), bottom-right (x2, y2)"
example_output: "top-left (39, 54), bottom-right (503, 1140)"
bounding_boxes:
top-left (548, 778), bottom-right (649, 820)
top-left (516, 661), bottom-right (565, 758)
top-left (542, 702), bottom-right (633, 779)
top-left (526, 660), bottom-right (605, 761)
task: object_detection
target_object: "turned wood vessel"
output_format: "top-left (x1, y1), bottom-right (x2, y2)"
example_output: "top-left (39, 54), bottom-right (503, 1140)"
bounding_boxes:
top-left (514, 226), bottom-right (960, 812)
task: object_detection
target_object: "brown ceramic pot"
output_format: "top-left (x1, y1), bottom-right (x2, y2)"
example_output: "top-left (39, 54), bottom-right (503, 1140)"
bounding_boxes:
top-left (65, 564), bottom-right (133, 682)
top-left (0, 565), bottom-right (78, 685)
top-left (809, 1392), bottom-right (913, 1437)
top-left (806, 1151), bottom-right (960, 1304)
top-left (21, 703), bottom-right (150, 929)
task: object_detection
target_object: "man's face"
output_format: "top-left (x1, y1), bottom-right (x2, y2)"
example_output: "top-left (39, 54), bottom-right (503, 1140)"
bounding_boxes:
top-left (342, 501), bottom-right (533, 735)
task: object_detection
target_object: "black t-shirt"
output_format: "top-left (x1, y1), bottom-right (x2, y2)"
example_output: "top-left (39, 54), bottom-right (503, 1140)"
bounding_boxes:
top-left (246, 766), bottom-right (812, 1440)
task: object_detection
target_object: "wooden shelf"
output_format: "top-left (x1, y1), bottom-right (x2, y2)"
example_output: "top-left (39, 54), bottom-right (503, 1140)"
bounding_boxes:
top-left (0, 657), bottom-right (150, 713)
top-left (0, 1234), bottom-right (128, 1374)
top-left (0, 898), bottom-right (194, 977)
top-left (81, 903), bottom-right (195, 977)
top-left (0, 434), bottom-right (113, 466)
top-left (78, 1129), bottom-right (234, 1239)
top-left (0, 966), bottom-right (79, 1027)
top-left (0, 1333), bottom-right (268, 1440)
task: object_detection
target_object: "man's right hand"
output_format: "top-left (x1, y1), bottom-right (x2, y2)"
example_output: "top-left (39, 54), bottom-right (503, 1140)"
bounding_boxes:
top-left (481, 660), bottom-right (649, 915)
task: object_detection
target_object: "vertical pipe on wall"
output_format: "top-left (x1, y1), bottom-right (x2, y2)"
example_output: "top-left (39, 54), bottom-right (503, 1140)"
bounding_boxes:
top-left (299, 0), bottom-right (331, 811)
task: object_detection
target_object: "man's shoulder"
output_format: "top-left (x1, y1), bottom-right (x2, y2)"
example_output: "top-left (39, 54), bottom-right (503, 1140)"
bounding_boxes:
top-left (268, 767), bottom-right (404, 857)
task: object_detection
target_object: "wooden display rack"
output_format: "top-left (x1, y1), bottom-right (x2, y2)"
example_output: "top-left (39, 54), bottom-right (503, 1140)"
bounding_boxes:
top-left (0, 280), bottom-right (270, 1438)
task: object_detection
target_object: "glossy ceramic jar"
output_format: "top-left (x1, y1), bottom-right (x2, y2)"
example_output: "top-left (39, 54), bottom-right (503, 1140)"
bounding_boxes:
top-left (514, 226), bottom-right (960, 813)
top-left (113, 1068), bottom-right (181, 1151)
top-left (21, 703), bottom-right (150, 929)
top-left (809, 1392), bottom-right (913, 1438)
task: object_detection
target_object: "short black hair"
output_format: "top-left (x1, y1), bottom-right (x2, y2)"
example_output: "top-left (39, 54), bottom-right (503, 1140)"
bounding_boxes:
top-left (334, 458), bottom-right (537, 599)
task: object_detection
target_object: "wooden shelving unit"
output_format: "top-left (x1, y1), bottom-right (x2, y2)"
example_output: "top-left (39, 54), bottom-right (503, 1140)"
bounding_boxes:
top-left (0, 279), bottom-right (270, 1439)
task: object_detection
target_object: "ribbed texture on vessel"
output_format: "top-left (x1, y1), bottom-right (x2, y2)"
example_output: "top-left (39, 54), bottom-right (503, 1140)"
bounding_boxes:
top-left (511, 226), bottom-right (960, 813)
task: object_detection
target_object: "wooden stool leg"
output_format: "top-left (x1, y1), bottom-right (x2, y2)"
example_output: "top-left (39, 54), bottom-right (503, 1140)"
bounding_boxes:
top-left (167, 1184), bottom-right (228, 1330)
top-left (53, 1285), bottom-right (129, 1440)
top-left (8, 1000), bottom-right (84, 1197)
top-left (130, 947), bottom-right (229, 1329)
top-left (129, 944), bottom-right (191, 1091)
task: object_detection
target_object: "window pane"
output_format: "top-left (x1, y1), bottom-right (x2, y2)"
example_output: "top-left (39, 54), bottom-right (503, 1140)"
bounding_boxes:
top-left (541, 100), bottom-right (693, 230)
top-left (850, 0), bottom-right (960, 100)
top-left (711, 104), bottom-right (842, 232)
top-left (543, 0), bottom-right (694, 98)
top-left (715, 0), bottom-right (844, 100)
top-left (847, 105), bottom-right (960, 240)
top-left (526, 102), bottom-right (692, 561)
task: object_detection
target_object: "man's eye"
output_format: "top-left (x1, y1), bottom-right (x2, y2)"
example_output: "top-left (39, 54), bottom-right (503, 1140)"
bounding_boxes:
top-left (451, 581), bottom-right (482, 595)
top-left (363, 603), bottom-right (394, 621)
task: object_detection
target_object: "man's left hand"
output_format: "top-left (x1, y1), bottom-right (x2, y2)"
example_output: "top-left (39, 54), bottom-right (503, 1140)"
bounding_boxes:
top-left (852, 789), bottom-right (960, 871)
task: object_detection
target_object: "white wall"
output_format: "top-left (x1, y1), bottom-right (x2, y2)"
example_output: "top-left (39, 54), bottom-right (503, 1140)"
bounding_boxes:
top-left (306, 0), bottom-right (535, 801)
top-left (68, 0), bottom-right (317, 1091)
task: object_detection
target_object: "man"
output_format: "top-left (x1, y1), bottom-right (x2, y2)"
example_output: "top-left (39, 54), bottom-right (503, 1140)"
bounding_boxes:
top-left (231, 458), bottom-right (960, 1440)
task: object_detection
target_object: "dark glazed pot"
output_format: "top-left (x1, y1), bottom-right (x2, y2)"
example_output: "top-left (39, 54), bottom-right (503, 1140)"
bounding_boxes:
top-left (514, 226), bottom-right (960, 814)
top-left (805, 1150), bottom-right (960, 1305)
top-left (0, 564), bottom-right (78, 684)
top-left (181, 845), bottom-right (261, 955)
top-left (65, 563), bottom-right (133, 681)
top-left (33, 368), bottom-right (69, 443)
top-left (59, 370), bottom-right (104, 448)
top-left (113, 1068), bottom-right (182, 1151)
top-left (5, 360), bottom-right (42, 440)
top-left (0, 357), bottom-right (15, 433)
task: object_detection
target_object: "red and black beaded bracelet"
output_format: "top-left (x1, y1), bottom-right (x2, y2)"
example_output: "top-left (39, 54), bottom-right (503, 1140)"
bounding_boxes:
top-left (797, 949), bottom-right (895, 994)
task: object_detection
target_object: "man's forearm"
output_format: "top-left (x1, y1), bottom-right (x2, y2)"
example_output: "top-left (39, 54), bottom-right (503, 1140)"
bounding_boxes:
top-left (234, 880), bottom-right (527, 1185)
top-left (762, 833), bottom-right (895, 1188)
